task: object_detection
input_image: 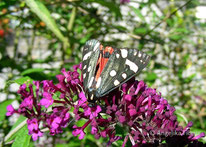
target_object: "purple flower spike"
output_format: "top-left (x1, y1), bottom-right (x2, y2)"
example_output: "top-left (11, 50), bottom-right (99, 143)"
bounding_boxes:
top-left (8, 63), bottom-right (205, 146)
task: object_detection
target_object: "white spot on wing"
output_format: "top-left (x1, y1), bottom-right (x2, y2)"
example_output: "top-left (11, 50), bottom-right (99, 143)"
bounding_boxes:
top-left (146, 55), bottom-right (149, 59)
top-left (83, 65), bottom-right (87, 70)
top-left (122, 73), bottom-right (127, 79)
top-left (138, 52), bottom-right (142, 57)
top-left (88, 41), bottom-right (92, 45)
top-left (116, 53), bottom-right (120, 58)
top-left (110, 70), bottom-right (116, 77)
top-left (88, 66), bottom-right (91, 72)
top-left (88, 77), bottom-right (94, 88)
top-left (125, 59), bottom-right (139, 72)
top-left (83, 51), bottom-right (92, 61)
top-left (134, 50), bottom-right (137, 56)
top-left (96, 77), bottom-right (101, 88)
top-left (143, 53), bottom-right (146, 58)
top-left (120, 49), bottom-right (128, 58)
top-left (83, 73), bottom-right (86, 79)
top-left (114, 80), bottom-right (120, 86)
top-left (93, 42), bottom-right (100, 51)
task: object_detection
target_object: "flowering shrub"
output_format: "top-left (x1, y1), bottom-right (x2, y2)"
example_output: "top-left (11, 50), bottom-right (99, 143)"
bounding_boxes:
top-left (7, 63), bottom-right (205, 146)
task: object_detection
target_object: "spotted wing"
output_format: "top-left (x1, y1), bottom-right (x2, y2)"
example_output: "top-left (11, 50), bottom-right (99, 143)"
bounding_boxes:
top-left (95, 48), bottom-right (150, 98)
top-left (82, 39), bottom-right (101, 89)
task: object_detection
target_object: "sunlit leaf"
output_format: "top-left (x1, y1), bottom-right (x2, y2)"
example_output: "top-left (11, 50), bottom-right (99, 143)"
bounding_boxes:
top-left (134, 27), bottom-right (147, 35)
top-left (85, 0), bottom-right (122, 19)
top-left (21, 68), bottom-right (48, 80)
top-left (0, 99), bottom-right (13, 121)
top-left (130, 6), bottom-right (145, 21)
top-left (12, 125), bottom-right (31, 147)
top-left (21, 68), bottom-right (44, 76)
top-left (6, 116), bottom-right (27, 143)
top-left (145, 72), bottom-right (157, 82)
top-left (25, 0), bottom-right (69, 48)
top-left (14, 77), bottom-right (33, 85)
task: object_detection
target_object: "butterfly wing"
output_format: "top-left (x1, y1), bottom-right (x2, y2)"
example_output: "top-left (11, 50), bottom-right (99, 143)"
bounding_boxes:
top-left (82, 39), bottom-right (101, 90)
top-left (95, 48), bottom-right (150, 98)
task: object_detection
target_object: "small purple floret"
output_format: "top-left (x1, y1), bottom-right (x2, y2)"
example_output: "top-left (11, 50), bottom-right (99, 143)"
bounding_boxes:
top-left (40, 92), bottom-right (53, 108)
top-left (6, 105), bottom-right (15, 116)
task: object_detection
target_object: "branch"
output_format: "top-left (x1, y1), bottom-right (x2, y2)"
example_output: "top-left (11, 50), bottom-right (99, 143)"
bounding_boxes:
top-left (143, 0), bottom-right (193, 37)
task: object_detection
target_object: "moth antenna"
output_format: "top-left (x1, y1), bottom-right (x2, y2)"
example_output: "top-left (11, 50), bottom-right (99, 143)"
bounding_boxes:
top-left (77, 83), bottom-right (85, 94)
top-left (118, 86), bottom-right (125, 95)
top-left (67, 117), bottom-right (75, 126)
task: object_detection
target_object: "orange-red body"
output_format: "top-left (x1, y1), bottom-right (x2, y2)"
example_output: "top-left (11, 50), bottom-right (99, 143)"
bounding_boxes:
top-left (95, 46), bottom-right (114, 81)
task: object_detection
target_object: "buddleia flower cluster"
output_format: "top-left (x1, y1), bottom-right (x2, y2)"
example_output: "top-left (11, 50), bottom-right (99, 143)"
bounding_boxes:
top-left (7, 63), bottom-right (205, 146)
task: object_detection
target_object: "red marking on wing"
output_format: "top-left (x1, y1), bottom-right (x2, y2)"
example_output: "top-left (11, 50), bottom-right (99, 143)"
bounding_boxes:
top-left (95, 46), bottom-right (114, 81)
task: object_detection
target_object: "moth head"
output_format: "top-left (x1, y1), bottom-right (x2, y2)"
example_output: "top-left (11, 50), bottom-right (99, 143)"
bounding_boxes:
top-left (86, 88), bottom-right (96, 103)
top-left (86, 87), bottom-right (102, 103)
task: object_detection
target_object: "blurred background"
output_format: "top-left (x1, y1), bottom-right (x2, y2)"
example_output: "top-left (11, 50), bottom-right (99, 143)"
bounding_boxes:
top-left (0, 0), bottom-right (206, 146)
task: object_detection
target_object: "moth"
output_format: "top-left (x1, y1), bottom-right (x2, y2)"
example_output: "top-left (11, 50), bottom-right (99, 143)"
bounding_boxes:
top-left (82, 39), bottom-right (150, 103)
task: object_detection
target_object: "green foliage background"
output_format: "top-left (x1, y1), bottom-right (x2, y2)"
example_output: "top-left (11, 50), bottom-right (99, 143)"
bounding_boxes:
top-left (0, 0), bottom-right (206, 146)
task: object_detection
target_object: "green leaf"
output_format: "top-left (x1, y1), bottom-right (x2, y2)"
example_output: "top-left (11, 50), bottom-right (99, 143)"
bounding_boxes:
top-left (0, 100), bottom-right (13, 121)
top-left (11, 115), bottom-right (27, 131)
top-left (115, 125), bottom-right (125, 137)
top-left (113, 25), bottom-right (127, 32)
top-left (174, 28), bottom-right (189, 33)
top-left (4, 77), bottom-right (32, 96)
top-left (14, 77), bottom-right (33, 85)
top-left (12, 125), bottom-right (31, 147)
top-left (154, 63), bottom-right (168, 70)
top-left (134, 27), bottom-right (147, 35)
top-left (184, 73), bottom-right (196, 83)
top-left (5, 116), bottom-right (27, 143)
top-left (176, 112), bottom-right (188, 124)
top-left (145, 72), bottom-right (157, 82)
top-left (21, 68), bottom-right (48, 81)
top-left (169, 34), bottom-right (182, 41)
top-left (190, 128), bottom-right (206, 143)
top-left (130, 6), bottom-right (145, 21)
top-left (66, 138), bottom-right (83, 146)
top-left (21, 68), bottom-right (44, 76)
top-left (85, 0), bottom-right (122, 19)
top-left (25, 0), bottom-right (69, 48)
